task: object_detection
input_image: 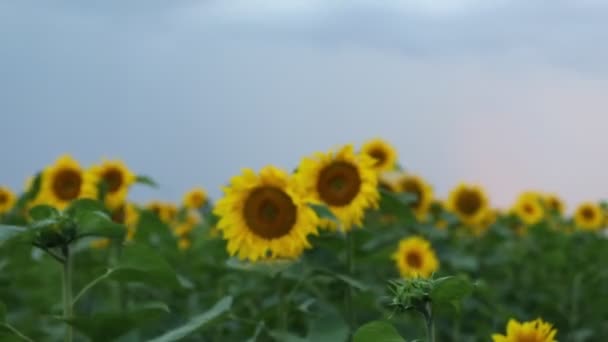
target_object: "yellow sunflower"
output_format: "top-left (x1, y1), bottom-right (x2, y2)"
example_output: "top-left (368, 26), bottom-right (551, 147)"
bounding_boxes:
top-left (396, 174), bottom-right (433, 221)
top-left (392, 236), bottom-right (439, 278)
top-left (492, 318), bottom-right (557, 342)
top-left (91, 160), bottom-right (136, 210)
top-left (446, 183), bottom-right (489, 226)
top-left (183, 187), bottom-right (208, 209)
top-left (147, 201), bottom-right (177, 223)
top-left (0, 186), bottom-right (16, 214)
top-left (543, 193), bottom-right (564, 215)
top-left (471, 208), bottom-right (497, 236)
top-left (513, 192), bottom-right (545, 226)
top-left (574, 202), bottom-right (603, 231)
top-left (35, 155), bottom-right (98, 210)
top-left (214, 166), bottom-right (319, 261)
top-left (91, 203), bottom-right (140, 249)
top-left (361, 138), bottom-right (398, 172)
top-left (296, 145), bottom-right (379, 231)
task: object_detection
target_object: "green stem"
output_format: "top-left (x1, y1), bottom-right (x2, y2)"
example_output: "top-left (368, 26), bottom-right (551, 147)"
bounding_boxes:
top-left (109, 241), bottom-right (125, 311)
top-left (424, 301), bottom-right (435, 342)
top-left (345, 232), bottom-right (355, 328)
top-left (0, 323), bottom-right (35, 342)
top-left (61, 246), bottom-right (73, 342)
top-left (278, 273), bottom-right (288, 333)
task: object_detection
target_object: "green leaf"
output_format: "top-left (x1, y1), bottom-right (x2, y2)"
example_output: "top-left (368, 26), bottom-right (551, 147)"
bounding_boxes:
top-left (309, 204), bottom-right (337, 221)
top-left (353, 321), bottom-right (405, 342)
top-left (74, 211), bottom-right (125, 240)
top-left (65, 199), bottom-right (106, 217)
top-left (0, 302), bottom-right (5, 321)
top-left (28, 205), bottom-right (59, 221)
top-left (307, 311), bottom-right (349, 342)
top-left (135, 175), bottom-right (158, 188)
top-left (268, 331), bottom-right (307, 342)
top-left (430, 276), bottom-right (473, 305)
top-left (147, 296), bottom-right (233, 342)
top-left (333, 274), bottom-right (370, 292)
top-left (226, 258), bottom-right (295, 278)
top-left (0, 225), bottom-right (27, 244)
top-left (64, 302), bottom-right (169, 342)
top-left (111, 244), bottom-right (180, 289)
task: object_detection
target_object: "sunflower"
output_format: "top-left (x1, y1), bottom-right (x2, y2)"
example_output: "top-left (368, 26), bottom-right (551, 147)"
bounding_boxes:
top-left (361, 138), bottom-right (398, 172)
top-left (35, 155), bottom-right (98, 210)
top-left (178, 238), bottom-right (192, 251)
top-left (91, 160), bottom-right (136, 210)
top-left (543, 193), bottom-right (564, 215)
top-left (392, 236), bottom-right (439, 278)
top-left (296, 145), bottom-right (379, 231)
top-left (446, 183), bottom-right (489, 226)
top-left (214, 166), bottom-right (319, 261)
top-left (396, 174), bottom-right (433, 221)
top-left (574, 202), bottom-right (603, 231)
top-left (183, 187), bottom-right (208, 209)
top-left (513, 192), bottom-right (545, 226)
top-left (492, 318), bottom-right (557, 342)
top-left (111, 203), bottom-right (140, 241)
top-left (471, 208), bottom-right (497, 236)
top-left (147, 201), bottom-right (177, 223)
top-left (0, 186), bottom-right (16, 214)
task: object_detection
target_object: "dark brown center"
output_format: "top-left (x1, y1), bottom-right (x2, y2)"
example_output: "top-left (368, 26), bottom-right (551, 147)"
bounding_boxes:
top-left (581, 207), bottom-right (595, 221)
top-left (405, 251), bottom-right (423, 268)
top-left (523, 203), bottom-right (535, 215)
top-left (52, 169), bottom-right (82, 201)
top-left (401, 178), bottom-right (423, 209)
top-left (369, 148), bottom-right (387, 167)
top-left (317, 161), bottom-right (362, 207)
top-left (456, 189), bottom-right (482, 216)
top-left (243, 186), bottom-right (297, 239)
top-left (0, 192), bottom-right (7, 204)
top-left (102, 168), bottom-right (123, 193)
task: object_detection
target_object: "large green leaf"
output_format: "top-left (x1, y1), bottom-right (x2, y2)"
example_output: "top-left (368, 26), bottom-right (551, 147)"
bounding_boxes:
top-left (307, 310), bottom-right (349, 342)
top-left (0, 225), bottom-right (27, 244)
top-left (110, 244), bottom-right (180, 289)
top-left (226, 258), bottom-right (295, 278)
top-left (430, 276), bottom-right (473, 305)
top-left (147, 296), bottom-right (233, 342)
top-left (65, 302), bottom-right (169, 342)
top-left (353, 321), bottom-right (405, 342)
top-left (28, 205), bottom-right (59, 221)
top-left (65, 199), bottom-right (106, 217)
top-left (74, 211), bottom-right (125, 240)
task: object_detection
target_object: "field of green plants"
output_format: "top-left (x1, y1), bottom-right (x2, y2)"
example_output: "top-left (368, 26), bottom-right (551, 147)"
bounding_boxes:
top-left (1, 139), bottom-right (607, 342)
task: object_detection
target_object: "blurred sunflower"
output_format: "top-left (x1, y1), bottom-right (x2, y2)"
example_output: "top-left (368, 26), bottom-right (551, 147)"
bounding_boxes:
top-left (513, 192), bottom-right (544, 226)
top-left (183, 187), bottom-right (208, 209)
top-left (35, 155), bottom-right (98, 210)
top-left (178, 238), bottom-right (192, 251)
top-left (392, 236), bottom-right (439, 278)
top-left (472, 208), bottom-right (497, 236)
top-left (446, 183), bottom-right (489, 226)
top-left (543, 193), bottom-right (564, 215)
top-left (91, 160), bottom-right (136, 210)
top-left (0, 186), bottom-right (16, 214)
top-left (396, 174), bottom-right (433, 221)
top-left (297, 145), bottom-right (379, 231)
top-left (111, 203), bottom-right (139, 241)
top-left (361, 138), bottom-right (397, 172)
top-left (492, 318), bottom-right (557, 342)
top-left (574, 202), bottom-right (603, 231)
top-left (147, 201), bottom-right (177, 223)
top-left (214, 166), bottom-right (318, 261)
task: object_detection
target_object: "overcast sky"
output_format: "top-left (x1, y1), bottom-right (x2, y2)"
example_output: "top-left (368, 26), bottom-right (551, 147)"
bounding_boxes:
top-left (1, 0), bottom-right (607, 210)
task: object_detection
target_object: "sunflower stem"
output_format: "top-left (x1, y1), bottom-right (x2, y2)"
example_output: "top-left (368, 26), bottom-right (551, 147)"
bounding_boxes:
top-left (277, 272), bottom-right (288, 333)
top-left (345, 231), bottom-right (355, 329)
top-left (109, 240), bottom-right (125, 311)
top-left (423, 300), bottom-right (435, 342)
top-left (61, 246), bottom-right (73, 342)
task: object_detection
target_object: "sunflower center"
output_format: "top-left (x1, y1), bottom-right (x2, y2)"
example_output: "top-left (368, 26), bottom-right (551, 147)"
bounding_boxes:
top-left (0, 192), bottom-right (7, 204)
top-left (514, 332), bottom-right (540, 342)
top-left (244, 186), bottom-right (297, 239)
top-left (317, 162), bottom-right (361, 207)
top-left (523, 203), bottom-right (535, 215)
top-left (401, 179), bottom-right (423, 209)
top-left (102, 168), bottom-right (123, 193)
top-left (52, 168), bottom-right (82, 201)
top-left (190, 193), bottom-right (205, 207)
top-left (405, 251), bottom-right (423, 269)
top-left (581, 207), bottom-right (595, 221)
top-left (369, 148), bottom-right (387, 167)
top-left (456, 190), bottom-right (482, 216)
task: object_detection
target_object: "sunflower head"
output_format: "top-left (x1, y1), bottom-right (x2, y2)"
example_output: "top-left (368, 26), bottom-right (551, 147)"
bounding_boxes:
top-left (574, 202), bottom-right (603, 231)
top-left (147, 201), bottom-right (177, 224)
top-left (214, 166), bottom-right (319, 261)
top-left (447, 183), bottom-right (489, 226)
top-left (361, 138), bottom-right (398, 172)
top-left (91, 160), bottom-right (136, 210)
top-left (392, 236), bottom-right (439, 278)
top-left (183, 187), bottom-right (208, 209)
top-left (0, 186), bottom-right (16, 214)
top-left (543, 193), bottom-right (564, 215)
top-left (35, 155), bottom-right (98, 210)
top-left (492, 318), bottom-right (557, 342)
top-left (397, 174), bottom-right (433, 221)
top-left (111, 203), bottom-right (139, 241)
top-left (296, 145), bottom-right (379, 231)
top-left (513, 192), bottom-right (545, 226)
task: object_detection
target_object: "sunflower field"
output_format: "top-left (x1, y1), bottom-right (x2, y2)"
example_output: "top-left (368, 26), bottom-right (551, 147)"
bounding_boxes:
top-left (1, 139), bottom-right (607, 342)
